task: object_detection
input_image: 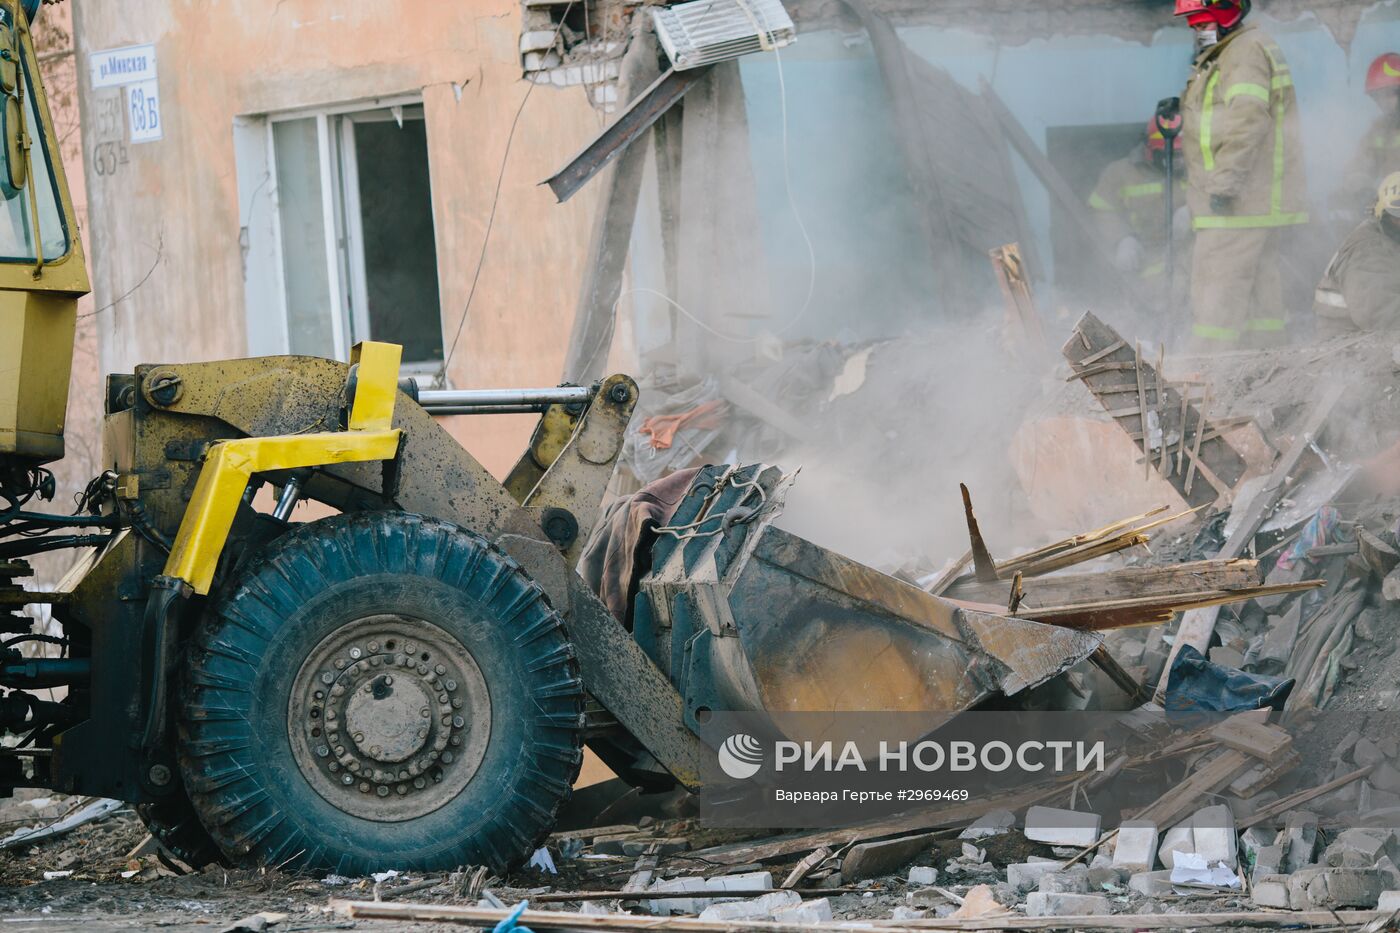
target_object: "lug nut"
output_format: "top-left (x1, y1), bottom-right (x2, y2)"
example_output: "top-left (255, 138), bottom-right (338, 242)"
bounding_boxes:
top-left (404, 643), bottom-right (417, 655)
top-left (444, 680), bottom-right (457, 691)
top-left (331, 685), bottom-right (345, 697)
top-left (451, 698), bottom-right (462, 709)
top-left (413, 777), bottom-right (426, 789)
top-left (442, 751), bottom-right (454, 764)
top-left (398, 770), bottom-right (409, 780)
top-left (420, 707), bottom-right (430, 718)
top-left (383, 675), bottom-right (393, 686)
top-left (368, 641), bottom-right (379, 652)
top-left (450, 735), bottom-right (462, 746)
top-left (334, 659), bottom-right (346, 670)
top-left (358, 782), bottom-right (370, 793)
top-left (321, 672), bottom-right (334, 684)
top-left (316, 745), bottom-right (329, 758)
top-left (397, 785), bottom-right (408, 796)
top-left (370, 745), bottom-right (382, 756)
top-left (376, 786), bottom-right (389, 797)
top-left (328, 762), bottom-right (339, 772)
top-left (452, 715), bottom-right (464, 728)
top-left (335, 745), bottom-right (346, 756)
top-left (148, 764), bottom-right (172, 786)
top-left (434, 664), bottom-right (446, 675)
top-left (342, 774), bottom-right (354, 785)
top-left (439, 693), bottom-right (449, 704)
top-left (349, 647), bottom-right (362, 659)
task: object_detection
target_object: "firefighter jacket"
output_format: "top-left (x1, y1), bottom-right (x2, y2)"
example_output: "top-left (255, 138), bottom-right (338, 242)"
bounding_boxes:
top-left (1089, 153), bottom-right (1187, 279)
top-left (1181, 25), bottom-right (1309, 230)
top-left (1341, 114), bottom-right (1400, 213)
top-left (1313, 217), bottom-right (1400, 331)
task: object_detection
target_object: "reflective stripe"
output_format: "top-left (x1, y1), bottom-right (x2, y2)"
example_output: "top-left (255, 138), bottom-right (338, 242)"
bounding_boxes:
top-left (1193, 323), bottom-right (1240, 341)
top-left (1225, 81), bottom-right (1269, 103)
top-left (1121, 182), bottom-right (1164, 199)
top-left (1193, 211), bottom-right (1309, 229)
top-left (1314, 287), bottom-right (1348, 309)
top-left (1089, 191), bottom-right (1114, 210)
top-left (1201, 71), bottom-right (1221, 171)
top-left (1194, 41), bottom-right (1303, 229)
top-left (1245, 317), bottom-right (1286, 332)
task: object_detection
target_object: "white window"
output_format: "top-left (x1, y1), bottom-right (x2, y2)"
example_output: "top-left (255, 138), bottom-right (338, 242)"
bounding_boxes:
top-left (236, 97), bottom-right (444, 370)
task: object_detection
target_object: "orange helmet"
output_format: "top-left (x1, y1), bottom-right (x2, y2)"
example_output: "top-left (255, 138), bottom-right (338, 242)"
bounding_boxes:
top-left (1174, 0), bottom-right (1248, 29)
top-left (1367, 53), bottom-right (1400, 95)
top-left (1146, 114), bottom-right (1183, 162)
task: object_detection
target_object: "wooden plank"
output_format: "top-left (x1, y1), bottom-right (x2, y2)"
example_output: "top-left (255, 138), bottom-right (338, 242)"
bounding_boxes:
top-left (1156, 382), bottom-right (1348, 701)
top-left (1132, 748), bottom-right (1253, 827)
top-left (1012, 580), bottom-right (1322, 632)
top-left (989, 243), bottom-right (1044, 348)
top-left (1064, 312), bottom-right (1247, 508)
top-left (1210, 716), bottom-right (1292, 763)
top-left (842, 832), bottom-right (940, 882)
top-left (945, 559), bottom-right (1262, 608)
top-left (924, 550), bottom-right (972, 597)
top-left (334, 900), bottom-right (1398, 930)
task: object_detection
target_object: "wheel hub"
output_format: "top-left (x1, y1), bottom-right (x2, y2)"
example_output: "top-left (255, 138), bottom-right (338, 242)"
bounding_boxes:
top-left (288, 615), bottom-right (490, 821)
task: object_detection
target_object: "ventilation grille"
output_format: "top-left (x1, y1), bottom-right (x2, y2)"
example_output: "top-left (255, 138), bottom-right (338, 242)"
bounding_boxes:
top-left (651, 0), bottom-right (796, 71)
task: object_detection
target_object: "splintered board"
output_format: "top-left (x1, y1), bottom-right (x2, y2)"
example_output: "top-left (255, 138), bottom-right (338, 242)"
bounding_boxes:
top-left (1064, 312), bottom-right (1248, 508)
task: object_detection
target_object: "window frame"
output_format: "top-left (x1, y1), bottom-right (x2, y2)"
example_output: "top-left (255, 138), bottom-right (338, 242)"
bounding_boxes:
top-left (239, 94), bottom-right (440, 365)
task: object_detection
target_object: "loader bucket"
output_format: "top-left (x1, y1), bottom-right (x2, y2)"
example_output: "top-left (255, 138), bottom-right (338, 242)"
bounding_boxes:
top-left (635, 465), bottom-right (1103, 730)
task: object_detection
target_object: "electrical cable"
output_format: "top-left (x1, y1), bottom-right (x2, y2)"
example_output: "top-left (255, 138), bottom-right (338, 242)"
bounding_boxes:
top-left (605, 40), bottom-right (817, 348)
top-left (440, 1), bottom-right (579, 380)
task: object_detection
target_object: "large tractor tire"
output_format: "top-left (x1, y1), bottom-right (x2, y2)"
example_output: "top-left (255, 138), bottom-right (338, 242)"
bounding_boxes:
top-left (177, 511), bottom-right (585, 874)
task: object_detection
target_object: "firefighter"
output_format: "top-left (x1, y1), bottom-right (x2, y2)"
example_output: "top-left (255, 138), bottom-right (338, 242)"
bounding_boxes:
top-left (1089, 114), bottom-right (1189, 294)
top-left (1313, 172), bottom-right (1400, 335)
top-left (1339, 53), bottom-right (1400, 217)
top-left (1176, 0), bottom-right (1309, 350)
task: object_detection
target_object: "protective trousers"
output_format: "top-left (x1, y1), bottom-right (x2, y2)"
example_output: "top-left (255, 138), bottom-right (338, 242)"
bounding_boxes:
top-left (1189, 226), bottom-right (1285, 350)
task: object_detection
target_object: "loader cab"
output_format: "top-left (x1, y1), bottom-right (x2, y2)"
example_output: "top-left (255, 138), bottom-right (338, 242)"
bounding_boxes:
top-left (0, 0), bottom-right (89, 468)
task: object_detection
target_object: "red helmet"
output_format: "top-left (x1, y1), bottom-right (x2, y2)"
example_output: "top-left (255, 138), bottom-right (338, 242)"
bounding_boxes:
top-left (1174, 0), bottom-right (1248, 29)
top-left (1367, 53), bottom-right (1400, 94)
top-left (1146, 114), bottom-right (1183, 161)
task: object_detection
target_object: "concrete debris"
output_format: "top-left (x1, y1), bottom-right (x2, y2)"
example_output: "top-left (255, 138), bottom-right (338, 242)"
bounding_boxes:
top-left (1007, 860), bottom-right (1067, 894)
top-left (907, 866), bottom-right (938, 886)
top-left (771, 898), bottom-right (833, 924)
top-left (1023, 806), bottom-right (1102, 848)
top-left (1111, 820), bottom-right (1160, 872)
top-left (1025, 891), bottom-right (1112, 917)
top-left (1378, 890), bottom-right (1400, 910)
top-left (697, 890), bottom-right (801, 921)
top-left (959, 810), bottom-right (1016, 840)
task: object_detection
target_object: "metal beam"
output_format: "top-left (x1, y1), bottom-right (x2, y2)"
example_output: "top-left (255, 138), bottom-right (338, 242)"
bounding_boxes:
top-left (545, 65), bottom-right (712, 204)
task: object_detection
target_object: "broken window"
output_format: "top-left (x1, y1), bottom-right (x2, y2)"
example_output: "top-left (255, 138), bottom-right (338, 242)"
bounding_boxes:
top-left (259, 101), bottom-right (443, 367)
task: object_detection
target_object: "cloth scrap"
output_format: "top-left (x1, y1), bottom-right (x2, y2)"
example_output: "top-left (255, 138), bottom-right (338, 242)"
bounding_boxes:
top-left (639, 400), bottom-right (729, 451)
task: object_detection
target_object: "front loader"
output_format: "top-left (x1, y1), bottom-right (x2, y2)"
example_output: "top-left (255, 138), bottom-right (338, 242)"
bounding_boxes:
top-left (0, 1), bottom-right (1103, 872)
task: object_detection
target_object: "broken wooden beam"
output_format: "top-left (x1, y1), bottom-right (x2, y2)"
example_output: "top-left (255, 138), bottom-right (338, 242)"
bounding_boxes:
top-left (944, 558), bottom-right (1263, 608)
top-left (333, 900), bottom-right (1400, 930)
top-left (989, 243), bottom-right (1045, 348)
top-left (1011, 580), bottom-right (1322, 632)
top-left (1064, 312), bottom-right (1247, 507)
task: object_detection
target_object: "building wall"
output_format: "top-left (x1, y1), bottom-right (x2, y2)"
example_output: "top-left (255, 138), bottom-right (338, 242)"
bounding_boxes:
top-left (72, 0), bottom-right (604, 476)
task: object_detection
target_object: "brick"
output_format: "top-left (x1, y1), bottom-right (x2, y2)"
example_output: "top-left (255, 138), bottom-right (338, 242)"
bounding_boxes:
top-left (1157, 824), bottom-right (1194, 869)
top-left (959, 809), bottom-right (1016, 840)
top-left (1324, 829), bottom-right (1392, 868)
top-left (1190, 805), bottom-right (1237, 869)
top-left (1291, 867), bottom-right (1383, 909)
top-left (1282, 811), bottom-right (1320, 872)
top-left (1025, 892), bottom-right (1111, 917)
top-left (1251, 875), bottom-right (1292, 909)
top-left (771, 898), bottom-right (832, 924)
top-left (1112, 820), bottom-right (1159, 872)
top-left (704, 872), bottom-right (773, 895)
top-left (1251, 845), bottom-right (1285, 884)
top-left (644, 876), bottom-right (709, 915)
top-left (698, 891), bottom-right (801, 921)
top-left (1127, 869), bottom-right (1173, 897)
top-left (1024, 807), bottom-right (1102, 848)
top-left (1038, 867), bottom-right (1090, 894)
top-left (907, 866), bottom-right (938, 886)
top-left (1007, 861), bottom-right (1066, 894)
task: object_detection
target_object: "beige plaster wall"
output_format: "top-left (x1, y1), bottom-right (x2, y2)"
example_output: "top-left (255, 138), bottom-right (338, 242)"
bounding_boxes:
top-left (72, 0), bottom-right (604, 476)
